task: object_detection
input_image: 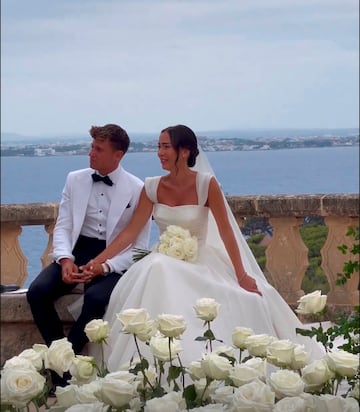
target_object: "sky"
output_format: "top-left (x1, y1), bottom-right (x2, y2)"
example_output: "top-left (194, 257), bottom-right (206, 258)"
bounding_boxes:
top-left (1, 0), bottom-right (359, 138)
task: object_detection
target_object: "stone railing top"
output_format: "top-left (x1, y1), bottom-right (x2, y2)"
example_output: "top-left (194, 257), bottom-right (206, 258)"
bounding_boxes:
top-left (1, 202), bottom-right (59, 225)
top-left (226, 194), bottom-right (359, 218)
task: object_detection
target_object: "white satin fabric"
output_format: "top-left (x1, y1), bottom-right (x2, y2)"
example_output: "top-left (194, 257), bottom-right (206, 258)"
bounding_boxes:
top-left (90, 150), bottom-right (324, 369)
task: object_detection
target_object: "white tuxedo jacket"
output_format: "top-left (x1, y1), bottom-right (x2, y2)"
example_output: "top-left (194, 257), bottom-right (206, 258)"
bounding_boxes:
top-left (51, 165), bottom-right (151, 274)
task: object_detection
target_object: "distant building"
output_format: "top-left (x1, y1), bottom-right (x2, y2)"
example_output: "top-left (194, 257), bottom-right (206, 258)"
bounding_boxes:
top-left (34, 148), bottom-right (56, 156)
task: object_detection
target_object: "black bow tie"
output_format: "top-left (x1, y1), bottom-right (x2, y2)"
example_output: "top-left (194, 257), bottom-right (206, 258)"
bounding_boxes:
top-left (91, 173), bottom-right (113, 186)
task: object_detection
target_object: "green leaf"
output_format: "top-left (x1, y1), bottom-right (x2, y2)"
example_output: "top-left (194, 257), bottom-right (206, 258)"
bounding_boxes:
top-left (129, 358), bottom-right (149, 375)
top-left (203, 329), bottom-right (216, 340)
top-left (168, 365), bottom-right (182, 381)
top-left (195, 336), bottom-right (208, 341)
top-left (151, 385), bottom-right (166, 399)
top-left (183, 384), bottom-right (197, 409)
top-left (0, 403), bottom-right (17, 412)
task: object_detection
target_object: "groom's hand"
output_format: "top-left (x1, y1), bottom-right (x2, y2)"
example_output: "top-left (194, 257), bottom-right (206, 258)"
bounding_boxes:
top-left (60, 258), bottom-right (81, 284)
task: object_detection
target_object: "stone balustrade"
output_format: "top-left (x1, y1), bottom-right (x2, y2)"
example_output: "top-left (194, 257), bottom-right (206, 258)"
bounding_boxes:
top-left (1, 195), bottom-right (359, 364)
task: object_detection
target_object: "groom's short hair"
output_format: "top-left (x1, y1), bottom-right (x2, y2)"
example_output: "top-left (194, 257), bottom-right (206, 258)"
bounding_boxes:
top-left (89, 124), bottom-right (130, 153)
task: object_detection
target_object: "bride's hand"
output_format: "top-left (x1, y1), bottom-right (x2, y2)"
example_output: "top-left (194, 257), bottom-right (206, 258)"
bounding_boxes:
top-left (238, 273), bottom-right (262, 296)
top-left (79, 260), bottom-right (103, 278)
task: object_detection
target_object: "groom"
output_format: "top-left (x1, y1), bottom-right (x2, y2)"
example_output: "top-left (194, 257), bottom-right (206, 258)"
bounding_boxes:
top-left (27, 123), bottom-right (151, 359)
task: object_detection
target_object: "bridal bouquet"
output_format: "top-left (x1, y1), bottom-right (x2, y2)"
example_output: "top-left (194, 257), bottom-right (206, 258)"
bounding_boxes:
top-left (1, 295), bottom-right (359, 412)
top-left (157, 225), bottom-right (198, 262)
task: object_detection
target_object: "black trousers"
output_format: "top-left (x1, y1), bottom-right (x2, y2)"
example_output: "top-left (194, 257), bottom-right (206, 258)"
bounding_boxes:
top-left (27, 235), bottom-right (123, 354)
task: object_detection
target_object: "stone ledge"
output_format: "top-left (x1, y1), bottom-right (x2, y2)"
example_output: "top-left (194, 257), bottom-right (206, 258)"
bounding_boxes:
top-left (1, 291), bottom-right (81, 365)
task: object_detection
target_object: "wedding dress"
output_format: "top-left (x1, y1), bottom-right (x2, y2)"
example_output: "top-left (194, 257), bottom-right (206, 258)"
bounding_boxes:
top-left (97, 151), bottom-right (324, 370)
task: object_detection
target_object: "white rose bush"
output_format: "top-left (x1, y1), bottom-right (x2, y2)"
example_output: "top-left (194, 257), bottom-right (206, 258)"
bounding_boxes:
top-left (1, 294), bottom-right (359, 412)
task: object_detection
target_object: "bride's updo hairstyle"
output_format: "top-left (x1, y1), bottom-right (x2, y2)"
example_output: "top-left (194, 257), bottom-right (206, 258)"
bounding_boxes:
top-left (161, 124), bottom-right (199, 167)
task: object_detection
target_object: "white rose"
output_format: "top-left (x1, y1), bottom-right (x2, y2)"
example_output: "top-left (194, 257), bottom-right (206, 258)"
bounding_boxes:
top-left (166, 225), bottom-right (189, 238)
top-left (166, 240), bottom-right (186, 260)
top-left (45, 337), bottom-right (75, 376)
top-left (229, 364), bottom-right (263, 387)
top-left (192, 404), bottom-right (228, 411)
top-left (210, 385), bottom-right (235, 406)
top-left (230, 379), bottom-right (275, 411)
top-left (244, 334), bottom-right (276, 357)
top-left (94, 376), bottom-right (138, 408)
top-left (56, 381), bottom-right (102, 406)
top-left (55, 384), bottom-right (81, 407)
top-left (349, 381), bottom-right (359, 400)
top-left (64, 403), bottom-right (108, 412)
top-left (84, 319), bottom-right (109, 343)
top-left (183, 236), bottom-right (198, 261)
top-left (3, 355), bottom-right (35, 371)
top-left (117, 308), bottom-right (150, 327)
top-left (243, 357), bottom-right (266, 378)
top-left (32, 343), bottom-right (48, 361)
top-left (194, 378), bottom-right (219, 401)
top-left (149, 335), bottom-right (182, 362)
top-left (187, 360), bottom-right (206, 381)
top-left (129, 397), bottom-right (142, 412)
top-left (313, 394), bottom-right (358, 412)
top-left (344, 396), bottom-right (360, 412)
top-left (144, 391), bottom-right (186, 412)
top-left (214, 345), bottom-right (235, 358)
top-left (290, 344), bottom-right (310, 370)
top-left (69, 355), bottom-right (97, 385)
top-left (18, 348), bottom-right (44, 371)
top-left (136, 365), bottom-right (157, 389)
top-left (295, 290), bottom-right (327, 315)
top-left (157, 241), bottom-right (169, 255)
top-left (326, 350), bottom-right (359, 377)
top-left (194, 298), bottom-right (221, 322)
top-left (105, 370), bottom-right (139, 385)
top-left (269, 370), bottom-right (305, 399)
top-left (201, 353), bottom-right (232, 380)
top-left (157, 314), bottom-right (187, 338)
top-left (302, 358), bottom-right (335, 391)
top-left (266, 339), bottom-right (296, 367)
top-left (0, 364), bottom-right (46, 408)
top-left (74, 380), bottom-right (103, 404)
top-left (273, 396), bottom-right (308, 412)
top-left (117, 308), bottom-right (156, 342)
top-left (232, 326), bottom-right (254, 349)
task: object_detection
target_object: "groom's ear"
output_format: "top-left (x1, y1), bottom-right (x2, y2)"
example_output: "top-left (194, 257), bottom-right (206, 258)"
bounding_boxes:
top-left (115, 150), bottom-right (125, 162)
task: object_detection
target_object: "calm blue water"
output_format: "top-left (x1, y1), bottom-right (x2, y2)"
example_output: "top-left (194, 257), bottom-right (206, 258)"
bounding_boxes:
top-left (1, 146), bottom-right (358, 286)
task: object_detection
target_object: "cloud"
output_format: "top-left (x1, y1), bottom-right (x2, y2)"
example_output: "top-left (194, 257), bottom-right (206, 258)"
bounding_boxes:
top-left (1, 0), bottom-right (359, 135)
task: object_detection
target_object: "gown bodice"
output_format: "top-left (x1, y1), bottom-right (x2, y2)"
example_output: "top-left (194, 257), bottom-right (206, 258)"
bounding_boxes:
top-left (145, 172), bottom-right (213, 248)
top-left (154, 204), bottom-right (209, 248)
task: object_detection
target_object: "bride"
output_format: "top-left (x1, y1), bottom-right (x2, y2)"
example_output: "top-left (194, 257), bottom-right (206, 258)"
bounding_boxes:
top-left (82, 124), bottom-right (323, 368)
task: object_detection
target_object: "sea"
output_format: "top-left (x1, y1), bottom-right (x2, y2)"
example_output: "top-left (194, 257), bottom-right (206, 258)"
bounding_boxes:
top-left (1, 146), bottom-right (359, 287)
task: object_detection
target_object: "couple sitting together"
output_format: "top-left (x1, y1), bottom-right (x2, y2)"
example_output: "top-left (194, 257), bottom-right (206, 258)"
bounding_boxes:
top-left (27, 123), bottom-right (323, 386)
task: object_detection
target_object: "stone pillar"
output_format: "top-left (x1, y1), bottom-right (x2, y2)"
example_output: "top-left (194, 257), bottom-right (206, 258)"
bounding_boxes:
top-left (1, 223), bottom-right (28, 287)
top-left (321, 217), bottom-right (359, 307)
top-left (266, 217), bottom-right (308, 305)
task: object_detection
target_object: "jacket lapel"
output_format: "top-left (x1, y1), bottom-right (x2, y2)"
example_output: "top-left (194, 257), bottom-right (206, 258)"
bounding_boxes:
top-left (106, 168), bottom-right (132, 242)
top-left (72, 171), bottom-right (93, 246)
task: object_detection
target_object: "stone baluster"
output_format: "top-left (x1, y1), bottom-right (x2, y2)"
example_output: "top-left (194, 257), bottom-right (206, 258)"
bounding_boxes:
top-left (41, 223), bottom-right (55, 269)
top-left (1, 223), bottom-right (28, 287)
top-left (265, 217), bottom-right (308, 305)
top-left (321, 216), bottom-right (359, 308)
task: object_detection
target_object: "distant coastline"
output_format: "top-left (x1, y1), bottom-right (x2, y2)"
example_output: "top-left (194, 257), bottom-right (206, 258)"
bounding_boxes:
top-left (1, 131), bottom-right (359, 157)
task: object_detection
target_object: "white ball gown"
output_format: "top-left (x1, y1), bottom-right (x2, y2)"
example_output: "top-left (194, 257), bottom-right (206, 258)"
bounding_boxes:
top-left (97, 165), bottom-right (324, 370)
